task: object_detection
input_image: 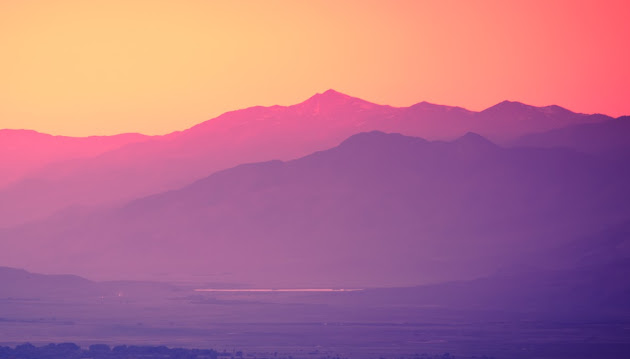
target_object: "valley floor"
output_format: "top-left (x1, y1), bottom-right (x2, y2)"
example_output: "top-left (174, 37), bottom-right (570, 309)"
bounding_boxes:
top-left (1, 292), bottom-right (629, 359)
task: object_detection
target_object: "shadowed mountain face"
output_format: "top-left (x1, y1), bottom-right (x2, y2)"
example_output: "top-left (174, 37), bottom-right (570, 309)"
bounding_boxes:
top-left (2, 132), bottom-right (628, 287)
top-left (0, 91), bottom-right (607, 228)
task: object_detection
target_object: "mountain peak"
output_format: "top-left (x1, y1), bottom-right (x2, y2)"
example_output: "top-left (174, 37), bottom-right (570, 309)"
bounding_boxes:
top-left (482, 100), bottom-right (575, 117)
top-left (539, 104), bottom-right (575, 116)
top-left (298, 89), bottom-right (377, 111)
top-left (321, 88), bottom-right (349, 97)
top-left (408, 101), bottom-right (473, 114)
top-left (339, 131), bottom-right (428, 149)
top-left (453, 132), bottom-right (497, 148)
top-left (304, 89), bottom-right (353, 102)
top-left (409, 101), bottom-right (441, 110)
top-left (483, 100), bottom-right (531, 113)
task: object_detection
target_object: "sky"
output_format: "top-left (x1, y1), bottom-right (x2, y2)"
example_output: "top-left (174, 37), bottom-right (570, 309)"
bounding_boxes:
top-left (0, 0), bottom-right (628, 136)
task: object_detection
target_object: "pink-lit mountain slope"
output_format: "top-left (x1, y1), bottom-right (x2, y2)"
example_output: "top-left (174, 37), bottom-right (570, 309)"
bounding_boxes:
top-left (0, 130), bottom-right (149, 188)
top-left (2, 132), bottom-right (628, 287)
top-left (0, 90), bottom-right (608, 227)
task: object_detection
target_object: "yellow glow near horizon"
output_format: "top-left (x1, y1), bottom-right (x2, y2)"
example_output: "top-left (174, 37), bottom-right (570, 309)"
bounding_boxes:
top-left (0, 0), bottom-right (628, 136)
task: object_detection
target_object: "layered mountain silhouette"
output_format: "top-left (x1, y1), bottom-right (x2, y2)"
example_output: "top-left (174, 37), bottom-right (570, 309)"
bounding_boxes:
top-left (2, 131), bottom-right (628, 287)
top-left (0, 90), bottom-right (611, 228)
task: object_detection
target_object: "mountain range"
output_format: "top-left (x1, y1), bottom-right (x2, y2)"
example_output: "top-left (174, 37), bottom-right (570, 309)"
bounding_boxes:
top-left (2, 131), bottom-right (629, 287)
top-left (0, 90), bottom-right (614, 228)
top-left (1, 90), bottom-right (629, 289)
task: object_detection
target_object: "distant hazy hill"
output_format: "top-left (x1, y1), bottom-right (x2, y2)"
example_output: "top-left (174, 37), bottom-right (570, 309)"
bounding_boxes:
top-left (0, 266), bottom-right (179, 300)
top-left (0, 130), bottom-right (148, 188)
top-left (513, 115), bottom-right (630, 155)
top-left (0, 266), bottom-right (98, 298)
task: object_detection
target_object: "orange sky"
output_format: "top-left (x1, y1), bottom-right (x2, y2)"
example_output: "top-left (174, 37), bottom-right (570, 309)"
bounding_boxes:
top-left (0, 0), bottom-right (628, 136)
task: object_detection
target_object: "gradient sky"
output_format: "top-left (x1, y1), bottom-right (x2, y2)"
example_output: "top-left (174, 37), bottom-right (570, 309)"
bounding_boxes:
top-left (1, 0), bottom-right (628, 136)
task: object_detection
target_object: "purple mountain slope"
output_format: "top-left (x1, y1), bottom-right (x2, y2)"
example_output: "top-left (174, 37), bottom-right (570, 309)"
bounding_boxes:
top-left (533, 220), bottom-right (630, 270)
top-left (331, 258), bottom-right (630, 319)
top-left (1, 131), bottom-right (628, 287)
top-left (0, 91), bottom-right (608, 228)
top-left (355, 220), bottom-right (630, 315)
top-left (513, 115), bottom-right (630, 154)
